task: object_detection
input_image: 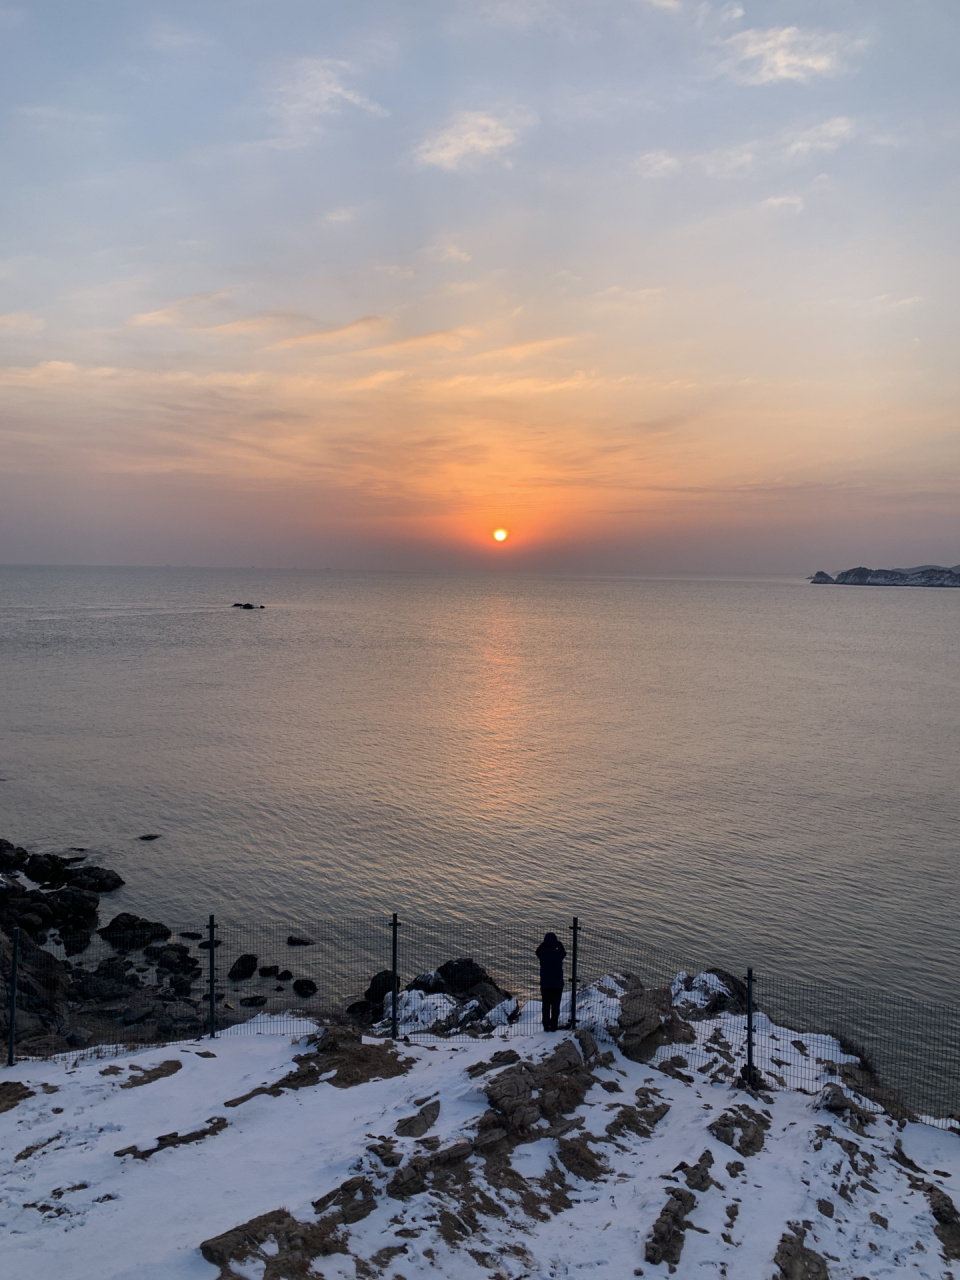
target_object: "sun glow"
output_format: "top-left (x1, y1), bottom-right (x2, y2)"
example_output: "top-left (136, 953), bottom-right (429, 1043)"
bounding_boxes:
top-left (493, 528), bottom-right (508, 542)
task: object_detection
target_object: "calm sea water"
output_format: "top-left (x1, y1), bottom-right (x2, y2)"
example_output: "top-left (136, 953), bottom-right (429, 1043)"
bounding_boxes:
top-left (2, 566), bottom-right (957, 1002)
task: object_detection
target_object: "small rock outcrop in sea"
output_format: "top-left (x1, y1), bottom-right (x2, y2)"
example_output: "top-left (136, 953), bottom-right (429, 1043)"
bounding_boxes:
top-left (232, 603), bottom-right (266, 609)
top-left (811, 564), bottom-right (960, 586)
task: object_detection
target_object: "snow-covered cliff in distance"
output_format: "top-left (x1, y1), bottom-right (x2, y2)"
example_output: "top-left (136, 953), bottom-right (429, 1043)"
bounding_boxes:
top-left (811, 565), bottom-right (960, 586)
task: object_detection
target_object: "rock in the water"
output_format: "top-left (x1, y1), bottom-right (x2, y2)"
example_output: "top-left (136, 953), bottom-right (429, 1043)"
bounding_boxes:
top-left (98, 913), bottom-right (171, 949)
top-left (287, 935), bottom-right (314, 947)
top-left (0, 840), bottom-right (28, 873)
top-left (145, 942), bottom-right (201, 976)
top-left (24, 853), bottom-right (72, 885)
top-left (66, 866), bottom-right (124, 893)
top-left (228, 954), bottom-right (258, 981)
top-left (138, 834), bottom-right (162, 841)
top-left (276, 969), bottom-right (292, 981)
top-left (240, 995), bottom-right (268, 1007)
top-left (293, 978), bottom-right (318, 998)
top-left (258, 965), bottom-right (279, 977)
top-left (810, 570), bottom-right (835, 584)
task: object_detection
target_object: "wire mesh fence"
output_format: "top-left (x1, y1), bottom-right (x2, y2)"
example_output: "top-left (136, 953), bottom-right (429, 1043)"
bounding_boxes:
top-left (3, 914), bottom-right (958, 1129)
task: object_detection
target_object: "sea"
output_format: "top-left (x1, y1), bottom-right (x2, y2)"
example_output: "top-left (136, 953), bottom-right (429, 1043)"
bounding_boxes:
top-left (2, 565), bottom-right (958, 1005)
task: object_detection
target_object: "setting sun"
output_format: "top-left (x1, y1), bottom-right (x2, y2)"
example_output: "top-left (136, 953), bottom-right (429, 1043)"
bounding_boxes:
top-left (493, 529), bottom-right (508, 542)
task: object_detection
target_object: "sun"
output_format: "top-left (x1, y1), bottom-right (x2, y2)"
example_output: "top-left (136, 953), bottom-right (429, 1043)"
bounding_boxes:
top-left (493, 528), bottom-right (508, 542)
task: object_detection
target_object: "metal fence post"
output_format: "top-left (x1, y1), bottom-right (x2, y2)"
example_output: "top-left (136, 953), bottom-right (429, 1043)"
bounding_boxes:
top-left (390, 913), bottom-right (400, 1040)
top-left (746, 967), bottom-right (755, 1087)
top-left (569, 917), bottom-right (580, 1030)
top-left (208, 915), bottom-right (217, 1039)
top-left (6, 927), bottom-right (19, 1068)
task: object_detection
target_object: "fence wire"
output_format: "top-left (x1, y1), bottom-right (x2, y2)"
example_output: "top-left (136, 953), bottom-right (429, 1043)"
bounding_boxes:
top-left (4, 915), bottom-right (958, 1128)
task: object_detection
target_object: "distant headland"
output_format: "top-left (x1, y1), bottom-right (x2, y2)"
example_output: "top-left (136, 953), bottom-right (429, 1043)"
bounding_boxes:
top-left (811, 564), bottom-right (960, 586)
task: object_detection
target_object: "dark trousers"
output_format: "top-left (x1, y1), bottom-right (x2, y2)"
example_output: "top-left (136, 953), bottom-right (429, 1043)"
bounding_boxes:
top-left (541, 986), bottom-right (562, 1031)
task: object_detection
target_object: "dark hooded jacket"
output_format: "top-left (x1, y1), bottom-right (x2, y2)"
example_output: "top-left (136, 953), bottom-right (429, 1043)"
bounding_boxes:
top-left (536, 932), bottom-right (566, 989)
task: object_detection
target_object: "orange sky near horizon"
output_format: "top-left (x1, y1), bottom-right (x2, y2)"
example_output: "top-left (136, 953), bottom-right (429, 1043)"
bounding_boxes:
top-left (1, 2), bottom-right (958, 572)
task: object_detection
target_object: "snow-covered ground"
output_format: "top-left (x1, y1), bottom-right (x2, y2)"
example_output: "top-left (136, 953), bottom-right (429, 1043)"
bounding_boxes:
top-left (2, 975), bottom-right (959, 1280)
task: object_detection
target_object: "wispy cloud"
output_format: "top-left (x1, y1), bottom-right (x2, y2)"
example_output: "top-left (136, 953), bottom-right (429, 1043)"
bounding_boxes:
top-left (829, 294), bottom-right (923, 316)
top-left (761, 194), bottom-right (804, 213)
top-left (146, 23), bottom-right (213, 52)
top-left (718, 27), bottom-right (863, 85)
top-left (415, 110), bottom-right (529, 171)
top-left (0, 312), bottom-right (43, 332)
top-left (361, 327), bottom-right (477, 356)
top-left (636, 150), bottom-right (681, 178)
top-left (424, 243), bottom-right (472, 263)
top-left (128, 291), bottom-right (232, 328)
top-left (268, 316), bottom-right (389, 351)
top-left (783, 116), bottom-right (856, 158)
top-left (270, 59), bottom-right (388, 148)
top-left (324, 205), bottom-right (363, 224)
top-left (697, 142), bottom-right (756, 177)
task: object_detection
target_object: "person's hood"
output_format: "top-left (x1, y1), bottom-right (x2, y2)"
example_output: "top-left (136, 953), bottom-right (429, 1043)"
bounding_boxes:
top-left (543, 931), bottom-right (559, 944)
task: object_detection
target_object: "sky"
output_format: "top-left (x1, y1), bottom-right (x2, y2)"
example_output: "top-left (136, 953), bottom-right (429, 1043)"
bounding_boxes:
top-left (1, 0), bottom-right (958, 573)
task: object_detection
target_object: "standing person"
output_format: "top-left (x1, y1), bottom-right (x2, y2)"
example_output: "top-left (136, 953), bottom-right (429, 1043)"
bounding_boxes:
top-left (536, 930), bottom-right (566, 1032)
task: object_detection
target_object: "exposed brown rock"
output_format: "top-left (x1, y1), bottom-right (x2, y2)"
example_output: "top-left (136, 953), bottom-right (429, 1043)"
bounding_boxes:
top-left (114, 1116), bottom-right (227, 1160)
top-left (0, 1081), bottom-right (35, 1113)
top-left (224, 1025), bottom-right (412, 1107)
top-left (923, 1182), bottom-right (960, 1260)
top-left (395, 1099), bottom-right (440, 1137)
top-left (645, 1187), bottom-right (696, 1271)
top-left (483, 1038), bottom-right (596, 1136)
top-left (199, 1208), bottom-right (347, 1280)
top-left (708, 1104), bottom-right (771, 1157)
top-left (774, 1225), bottom-right (831, 1279)
top-left (119, 1059), bottom-right (182, 1089)
top-left (674, 1149), bottom-right (716, 1191)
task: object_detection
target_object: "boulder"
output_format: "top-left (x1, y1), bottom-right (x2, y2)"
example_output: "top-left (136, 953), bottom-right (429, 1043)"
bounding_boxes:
top-left (227, 954), bottom-right (258, 981)
top-left (98, 913), bottom-right (171, 949)
top-left (617, 982), bottom-right (666, 1060)
top-left (144, 942), bottom-right (200, 975)
top-left (1, 927), bottom-right (72, 1042)
top-left (259, 965), bottom-right (279, 977)
top-left (277, 969), bottom-right (292, 981)
top-left (24, 853), bottom-right (72, 885)
top-left (408, 957), bottom-right (490, 996)
top-left (240, 995), bottom-right (268, 1007)
top-left (44, 886), bottom-right (101, 931)
top-left (810, 571), bottom-right (835, 584)
top-left (287, 935), bottom-right (314, 947)
top-left (66, 866), bottom-right (124, 893)
top-left (69, 957), bottom-right (143, 1002)
top-left (60, 929), bottom-right (92, 956)
top-left (364, 970), bottom-right (395, 1004)
top-left (293, 978), bottom-right (318, 998)
top-left (0, 841), bottom-right (28, 873)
